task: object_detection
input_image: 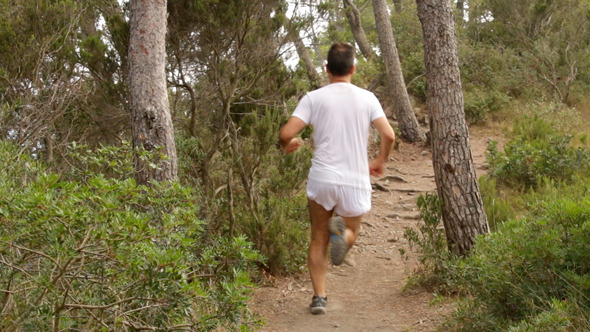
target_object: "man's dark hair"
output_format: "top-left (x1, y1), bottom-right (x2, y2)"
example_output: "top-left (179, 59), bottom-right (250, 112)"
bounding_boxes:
top-left (327, 42), bottom-right (355, 76)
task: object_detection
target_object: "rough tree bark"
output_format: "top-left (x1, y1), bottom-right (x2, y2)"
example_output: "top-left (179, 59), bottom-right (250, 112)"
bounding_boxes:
top-left (342, 0), bottom-right (374, 60)
top-left (372, 0), bottom-right (426, 142)
top-left (416, 0), bottom-right (489, 255)
top-left (128, 0), bottom-right (178, 184)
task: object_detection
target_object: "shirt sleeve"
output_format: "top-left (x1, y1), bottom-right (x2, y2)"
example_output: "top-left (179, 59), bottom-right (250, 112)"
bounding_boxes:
top-left (292, 94), bottom-right (312, 124)
top-left (370, 93), bottom-right (386, 122)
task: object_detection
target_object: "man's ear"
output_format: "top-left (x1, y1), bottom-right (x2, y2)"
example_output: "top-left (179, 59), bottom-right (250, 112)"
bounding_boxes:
top-left (349, 65), bottom-right (356, 75)
top-left (326, 65), bottom-right (331, 74)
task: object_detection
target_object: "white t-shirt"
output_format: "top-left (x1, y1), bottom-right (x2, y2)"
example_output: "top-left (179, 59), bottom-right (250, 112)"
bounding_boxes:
top-left (292, 83), bottom-right (386, 190)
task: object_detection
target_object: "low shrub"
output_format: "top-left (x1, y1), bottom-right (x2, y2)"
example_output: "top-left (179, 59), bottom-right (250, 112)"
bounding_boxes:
top-left (239, 194), bottom-right (309, 275)
top-left (486, 116), bottom-right (590, 189)
top-left (0, 141), bottom-right (264, 330)
top-left (401, 194), bottom-right (459, 293)
top-left (506, 299), bottom-right (580, 332)
top-left (62, 140), bottom-right (135, 181)
top-left (445, 194), bottom-right (590, 331)
top-left (478, 175), bottom-right (516, 231)
top-left (230, 110), bottom-right (312, 275)
top-left (464, 88), bottom-right (510, 123)
top-left (175, 109), bottom-right (312, 276)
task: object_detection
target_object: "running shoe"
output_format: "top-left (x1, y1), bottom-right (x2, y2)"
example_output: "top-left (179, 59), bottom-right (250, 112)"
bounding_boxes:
top-left (329, 216), bottom-right (348, 266)
top-left (309, 295), bottom-right (327, 315)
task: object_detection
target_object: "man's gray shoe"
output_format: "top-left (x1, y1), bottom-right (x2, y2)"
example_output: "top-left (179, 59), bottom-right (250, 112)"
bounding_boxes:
top-left (309, 295), bottom-right (327, 315)
top-left (329, 216), bottom-right (348, 266)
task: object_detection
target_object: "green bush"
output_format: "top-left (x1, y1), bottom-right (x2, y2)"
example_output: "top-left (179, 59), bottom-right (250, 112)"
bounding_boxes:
top-left (511, 113), bottom-right (556, 140)
top-left (445, 194), bottom-right (590, 331)
top-left (486, 116), bottom-right (590, 189)
top-left (401, 194), bottom-right (459, 293)
top-left (459, 42), bottom-right (532, 99)
top-left (478, 175), bottom-right (516, 231)
top-left (0, 141), bottom-right (263, 331)
top-left (441, 114), bottom-right (590, 331)
top-left (515, 101), bottom-right (590, 137)
top-left (506, 299), bottom-right (578, 332)
top-left (464, 88), bottom-right (510, 123)
top-left (234, 143), bottom-right (311, 275)
top-left (239, 194), bottom-right (309, 275)
top-left (231, 110), bottom-right (312, 275)
top-left (175, 109), bottom-right (312, 275)
top-left (62, 140), bottom-right (135, 181)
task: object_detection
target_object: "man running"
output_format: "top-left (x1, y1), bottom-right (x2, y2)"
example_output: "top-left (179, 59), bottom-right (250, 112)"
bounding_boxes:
top-left (279, 42), bottom-right (395, 315)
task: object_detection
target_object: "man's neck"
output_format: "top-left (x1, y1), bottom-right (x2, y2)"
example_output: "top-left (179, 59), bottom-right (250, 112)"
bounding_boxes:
top-left (328, 74), bottom-right (352, 84)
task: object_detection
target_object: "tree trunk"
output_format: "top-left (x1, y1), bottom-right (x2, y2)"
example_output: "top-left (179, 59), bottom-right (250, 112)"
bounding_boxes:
top-left (393, 0), bottom-right (403, 12)
top-left (128, 0), bottom-right (178, 184)
top-left (372, 0), bottom-right (426, 143)
top-left (44, 135), bottom-right (53, 163)
top-left (456, 0), bottom-right (465, 20)
top-left (416, 0), bottom-right (489, 256)
top-left (288, 24), bottom-right (321, 89)
top-left (456, 0), bottom-right (464, 10)
top-left (342, 0), bottom-right (375, 60)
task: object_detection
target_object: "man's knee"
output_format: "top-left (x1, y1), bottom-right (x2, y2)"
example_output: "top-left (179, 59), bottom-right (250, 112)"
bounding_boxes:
top-left (343, 216), bottom-right (362, 230)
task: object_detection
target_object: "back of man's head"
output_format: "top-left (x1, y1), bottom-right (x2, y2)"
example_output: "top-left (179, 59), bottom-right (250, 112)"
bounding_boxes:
top-left (327, 42), bottom-right (355, 77)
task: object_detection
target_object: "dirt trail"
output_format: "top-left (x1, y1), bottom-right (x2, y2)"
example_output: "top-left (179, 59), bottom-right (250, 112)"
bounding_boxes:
top-left (251, 128), bottom-right (495, 331)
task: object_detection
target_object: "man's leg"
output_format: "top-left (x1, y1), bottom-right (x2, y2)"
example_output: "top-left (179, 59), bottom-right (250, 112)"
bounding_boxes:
top-left (329, 215), bottom-right (362, 265)
top-left (342, 215), bottom-right (362, 248)
top-left (307, 199), bottom-right (332, 298)
top-left (332, 185), bottom-right (368, 260)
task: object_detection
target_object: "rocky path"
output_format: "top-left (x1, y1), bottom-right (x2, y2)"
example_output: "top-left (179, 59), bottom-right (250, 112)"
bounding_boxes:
top-left (250, 129), bottom-right (492, 331)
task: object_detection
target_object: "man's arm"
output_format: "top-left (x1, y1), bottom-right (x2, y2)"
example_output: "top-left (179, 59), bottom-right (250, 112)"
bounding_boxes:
top-left (369, 117), bottom-right (395, 177)
top-left (278, 116), bottom-right (307, 153)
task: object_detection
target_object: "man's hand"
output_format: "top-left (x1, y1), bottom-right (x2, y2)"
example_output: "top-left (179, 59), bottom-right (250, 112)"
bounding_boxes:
top-left (369, 117), bottom-right (395, 177)
top-left (282, 137), bottom-right (303, 154)
top-left (369, 159), bottom-right (386, 177)
top-left (279, 116), bottom-right (306, 154)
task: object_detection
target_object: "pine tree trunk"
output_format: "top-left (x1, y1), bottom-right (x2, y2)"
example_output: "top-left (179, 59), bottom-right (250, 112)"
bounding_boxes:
top-left (416, 0), bottom-right (489, 256)
top-left (373, 0), bottom-right (426, 143)
top-left (343, 0), bottom-right (374, 60)
top-left (393, 0), bottom-right (403, 12)
top-left (128, 0), bottom-right (178, 184)
top-left (290, 28), bottom-right (321, 89)
top-left (456, 0), bottom-right (465, 20)
top-left (456, 0), bottom-right (464, 11)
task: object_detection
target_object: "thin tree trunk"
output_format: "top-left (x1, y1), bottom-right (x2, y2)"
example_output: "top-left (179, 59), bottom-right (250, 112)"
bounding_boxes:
top-left (456, 0), bottom-right (464, 10)
top-left (416, 0), bottom-right (489, 256)
top-left (44, 135), bottom-right (53, 163)
top-left (456, 0), bottom-right (465, 21)
top-left (289, 25), bottom-right (321, 89)
top-left (128, 0), bottom-right (178, 184)
top-left (373, 0), bottom-right (426, 142)
top-left (227, 166), bottom-right (235, 238)
top-left (342, 0), bottom-right (374, 60)
top-left (393, 0), bottom-right (403, 12)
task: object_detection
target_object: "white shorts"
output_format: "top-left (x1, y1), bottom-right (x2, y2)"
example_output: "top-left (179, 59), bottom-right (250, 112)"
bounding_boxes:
top-left (306, 179), bottom-right (372, 217)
